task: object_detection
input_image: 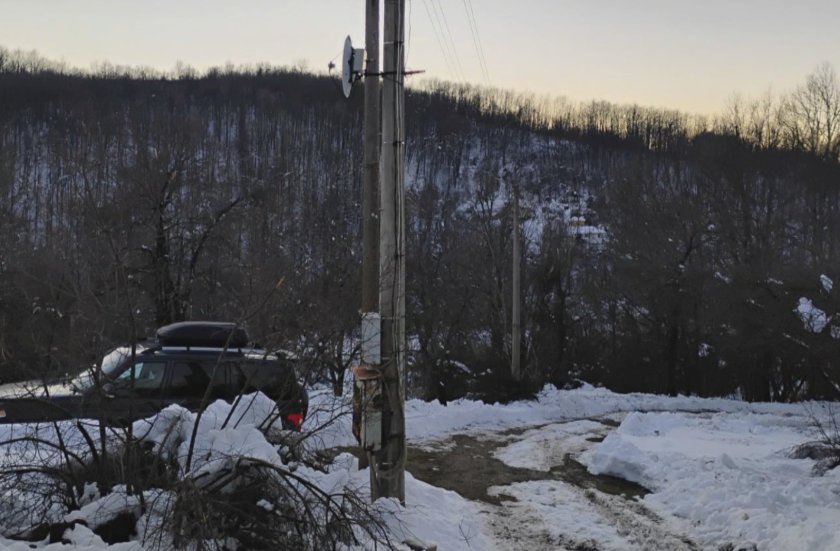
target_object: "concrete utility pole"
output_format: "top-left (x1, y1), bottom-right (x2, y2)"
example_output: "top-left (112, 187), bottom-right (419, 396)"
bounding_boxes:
top-left (361, 0), bottom-right (380, 316)
top-left (375, 0), bottom-right (406, 502)
top-left (359, 0), bottom-right (380, 473)
top-left (511, 181), bottom-right (521, 381)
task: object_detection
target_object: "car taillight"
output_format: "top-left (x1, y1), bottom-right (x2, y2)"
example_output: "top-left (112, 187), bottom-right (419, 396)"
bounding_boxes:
top-left (286, 412), bottom-right (304, 431)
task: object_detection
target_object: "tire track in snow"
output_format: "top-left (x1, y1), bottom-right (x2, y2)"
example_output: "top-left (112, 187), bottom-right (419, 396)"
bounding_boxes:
top-left (408, 418), bottom-right (699, 551)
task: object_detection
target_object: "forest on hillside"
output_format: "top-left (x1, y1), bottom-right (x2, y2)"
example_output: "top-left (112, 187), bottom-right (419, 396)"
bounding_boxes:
top-left (1, 48), bottom-right (839, 402)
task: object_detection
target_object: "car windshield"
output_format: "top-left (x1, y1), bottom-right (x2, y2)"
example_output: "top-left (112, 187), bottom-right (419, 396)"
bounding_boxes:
top-left (67, 345), bottom-right (148, 393)
top-left (67, 370), bottom-right (96, 393)
top-left (101, 346), bottom-right (146, 376)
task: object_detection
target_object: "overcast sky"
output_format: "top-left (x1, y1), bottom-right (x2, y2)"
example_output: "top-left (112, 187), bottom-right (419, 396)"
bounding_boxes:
top-left (1, 0), bottom-right (838, 114)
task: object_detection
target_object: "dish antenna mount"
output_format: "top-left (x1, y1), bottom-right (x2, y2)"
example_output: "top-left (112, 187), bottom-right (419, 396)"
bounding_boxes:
top-left (341, 36), bottom-right (365, 98)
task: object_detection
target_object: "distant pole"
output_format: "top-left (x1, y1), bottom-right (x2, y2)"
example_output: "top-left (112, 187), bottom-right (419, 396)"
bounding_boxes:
top-left (359, 0), bottom-right (380, 473)
top-left (375, 0), bottom-right (406, 502)
top-left (511, 181), bottom-right (521, 381)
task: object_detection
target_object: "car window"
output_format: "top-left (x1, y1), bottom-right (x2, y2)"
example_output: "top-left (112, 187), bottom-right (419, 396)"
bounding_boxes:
top-left (169, 361), bottom-right (230, 399)
top-left (116, 361), bottom-right (167, 390)
top-left (238, 360), bottom-right (296, 398)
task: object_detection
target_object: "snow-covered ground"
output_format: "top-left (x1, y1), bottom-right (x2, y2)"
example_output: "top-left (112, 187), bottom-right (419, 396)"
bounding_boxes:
top-left (312, 384), bottom-right (840, 550)
top-left (311, 382), bottom-right (813, 450)
top-left (1, 384), bottom-right (837, 550)
top-left (583, 409), bottom-right (840, 550)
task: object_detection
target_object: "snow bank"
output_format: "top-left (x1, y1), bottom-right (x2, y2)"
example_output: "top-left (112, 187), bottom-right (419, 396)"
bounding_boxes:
top-left (378, 470), bottom-right (493, 550)
top-left (583, 410), bottom-right (840, 550)
top-left (132, 392), bottom-right (283, 473)
top-left (310, 382), bottom-right (813, 452)
top-left (0, 524), bottom-right (141, 550)
top-left (65, 487), bottom-right (142, 528)
top-left (283, 451), bottom-right (493, 551)
top-left (0, 390), bottom-right (494, 550)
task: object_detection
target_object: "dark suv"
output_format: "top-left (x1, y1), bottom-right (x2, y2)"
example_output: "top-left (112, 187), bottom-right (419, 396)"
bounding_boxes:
top-left (0, 322), bottom-right (308, 430)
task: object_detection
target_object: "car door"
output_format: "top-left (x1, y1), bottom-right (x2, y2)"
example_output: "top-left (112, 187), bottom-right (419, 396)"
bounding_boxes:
top-left (165, 359), bottom-right (233, 410)
top-left (106, 359), bottom-right (168, 421)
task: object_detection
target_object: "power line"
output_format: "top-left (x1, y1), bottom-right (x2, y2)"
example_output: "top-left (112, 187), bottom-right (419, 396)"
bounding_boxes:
top-left (431, 0), bottom-right (466, 81)
top-left (420, 0), bottom-right (458, 80)
top-left (426, 0), bottom-right (464, 81)
top-left (406, 0), bottom-right (413, 66)
top-left (462, 0), bottom-right (490, 84)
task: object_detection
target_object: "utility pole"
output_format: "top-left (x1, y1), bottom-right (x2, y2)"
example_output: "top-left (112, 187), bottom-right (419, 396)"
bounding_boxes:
top-left (511, 180), bottom-right (521, 381)
top-left (361, 0), bottom-right (380, 317)
top-left (375, 0), bottom-right (406, 502)
top-left (359, 0), bottom-right (380, 472)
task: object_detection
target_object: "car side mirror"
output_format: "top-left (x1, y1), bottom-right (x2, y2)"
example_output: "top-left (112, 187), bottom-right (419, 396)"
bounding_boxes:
top-left (102, 382), bottom-right (115, 398)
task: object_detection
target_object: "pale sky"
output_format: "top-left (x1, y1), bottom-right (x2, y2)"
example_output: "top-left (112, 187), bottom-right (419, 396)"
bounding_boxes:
top-left (1, 0), bottom-right (839, 114)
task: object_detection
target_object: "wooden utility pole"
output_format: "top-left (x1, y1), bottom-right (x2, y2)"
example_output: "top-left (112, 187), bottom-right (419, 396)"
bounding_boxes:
top-left (375, 0), bottom-right (406, 502)
top-left (511, 182), bottom-right (521, 381)
top-left (359, 0), bottom-right (380, 473)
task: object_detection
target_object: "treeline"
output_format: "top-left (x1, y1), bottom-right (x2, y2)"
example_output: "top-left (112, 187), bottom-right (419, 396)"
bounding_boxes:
top-left (0, 47), bottom-right (838, 402)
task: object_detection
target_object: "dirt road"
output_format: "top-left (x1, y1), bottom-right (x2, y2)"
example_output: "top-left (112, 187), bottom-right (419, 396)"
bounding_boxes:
top-left (407, 418), bottom-right (699, 551)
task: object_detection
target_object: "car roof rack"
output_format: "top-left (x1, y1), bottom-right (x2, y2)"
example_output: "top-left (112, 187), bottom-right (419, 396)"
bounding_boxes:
top-left (139, 344), bottom-right (278, 359)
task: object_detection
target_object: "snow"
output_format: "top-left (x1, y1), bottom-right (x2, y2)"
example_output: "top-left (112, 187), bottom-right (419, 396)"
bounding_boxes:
top-left (582, 409), bottom-right (840, 551)
top-left (63, 525), bottom-right (142, 550)
top-left (493, 420), bottom-right (606, 472)
top-left (820, 274), bottom-right (833, 293)
top-left (65, 488), bottom-right (142, 528)
top-left (377, 470), bottom-right (493, 550)
top-left (131, 392), bottom-right (284, 474)
top-left (795, 297), bottom-right (829, 333)
top-left (311, 382), bottom-right (812, 453)
top-left (0, 525), bottom-right (141, 550)
top-left (304, 384), bottom-right (839, 550)
top-left (488, 481), bottom-right (627, 549)
top-left (1, 383), bottom-right (838, 550)
top-left (715, 271), bottom-right (732, 284)
top-left (276, 451), bottom-right (492, 551)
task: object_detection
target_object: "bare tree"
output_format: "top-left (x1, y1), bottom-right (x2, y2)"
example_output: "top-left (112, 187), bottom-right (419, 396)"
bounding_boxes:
top-left (783, 63), bottom-right (840, 161)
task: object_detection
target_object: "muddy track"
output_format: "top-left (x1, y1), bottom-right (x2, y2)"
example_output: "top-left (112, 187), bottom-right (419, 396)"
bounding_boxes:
top-left (408, 433), bottom-right (644, 505)
top-left (406, 419), bottom-right (698, 551)
top-left (578, 489), bottom-right (699, 551)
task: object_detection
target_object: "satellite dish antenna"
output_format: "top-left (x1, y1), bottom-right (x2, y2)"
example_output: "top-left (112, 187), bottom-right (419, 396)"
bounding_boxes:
top-left (341, 36), bottom-right (365, 99)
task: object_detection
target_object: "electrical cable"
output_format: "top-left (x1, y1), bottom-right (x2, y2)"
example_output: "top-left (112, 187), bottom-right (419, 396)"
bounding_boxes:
top-left (431, 0), bottom-right (466, 81)
top-left (462, 0), bottom-right (490, 84)
top-left (420, 0), bottom-right (457, 80)
top-left (406, 0), bottom-right (413, 68)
